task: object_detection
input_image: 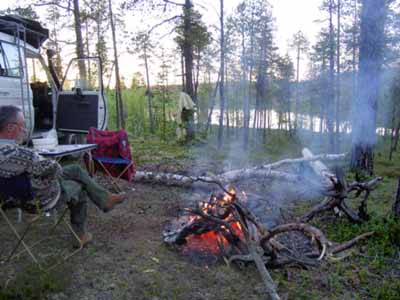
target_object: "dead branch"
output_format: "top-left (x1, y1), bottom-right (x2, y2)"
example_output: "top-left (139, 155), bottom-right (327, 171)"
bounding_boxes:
top-left (260, 223), bottom-right (331, 260)
top-left (305, 231), bottom-right (374, 258)
top-left (300, 149), bottom-right (382, 223)
top-left (147, 15), bottom-right (181, 34)
top-left (329, 231), bottom-right (374, 254)
top-left (231, 205), bottom-right (281, 300)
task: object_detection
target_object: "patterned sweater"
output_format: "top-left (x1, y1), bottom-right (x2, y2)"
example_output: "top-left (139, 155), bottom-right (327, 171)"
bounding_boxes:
top-left (0, 140), bottom-right (62, 209)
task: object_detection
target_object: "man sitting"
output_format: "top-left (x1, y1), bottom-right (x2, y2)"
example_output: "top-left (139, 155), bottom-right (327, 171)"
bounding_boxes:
top-left (0, 105), bottom-right (127, 246)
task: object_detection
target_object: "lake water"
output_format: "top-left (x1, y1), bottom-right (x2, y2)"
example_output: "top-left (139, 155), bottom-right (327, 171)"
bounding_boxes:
top-left (208, 108), bottom-right (385, 135)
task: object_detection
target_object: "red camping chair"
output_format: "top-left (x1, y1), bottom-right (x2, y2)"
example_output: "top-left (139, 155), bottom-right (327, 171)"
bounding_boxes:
top-left (86, 127), bottom-right (135, 192)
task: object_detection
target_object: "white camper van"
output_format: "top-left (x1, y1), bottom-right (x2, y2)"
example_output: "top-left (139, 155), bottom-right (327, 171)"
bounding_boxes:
top-left (0, 15), bottom-right (107, 144)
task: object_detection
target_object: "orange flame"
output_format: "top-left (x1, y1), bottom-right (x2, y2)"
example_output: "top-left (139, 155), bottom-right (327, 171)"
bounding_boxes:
top-left (182, 221), bottom-right (244, 256)
top-left (181, 187), bottom-right (245, 257)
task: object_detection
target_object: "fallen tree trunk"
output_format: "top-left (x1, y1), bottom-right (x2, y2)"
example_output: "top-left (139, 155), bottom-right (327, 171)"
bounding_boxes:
top-left (134, 150), bottom-right (346, 190)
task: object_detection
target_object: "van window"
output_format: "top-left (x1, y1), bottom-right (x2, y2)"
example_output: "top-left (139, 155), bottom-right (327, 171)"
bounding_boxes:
top-left (62, 58), bottom-right (100, 91)
top-left (0, 42), bottom-right (21, 78)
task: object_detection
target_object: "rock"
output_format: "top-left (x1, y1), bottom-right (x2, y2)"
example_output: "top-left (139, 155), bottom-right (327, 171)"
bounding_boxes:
top-left (109, 283), bottom-right (117, 290)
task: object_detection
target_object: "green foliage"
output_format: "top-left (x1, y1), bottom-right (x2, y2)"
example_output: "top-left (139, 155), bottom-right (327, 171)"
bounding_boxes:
top-left (174, 9), bottom-right (212, 54)
top-left (369, 278), bottom-right (400, 300)
top-left (325, 217), bottom-right (400, 259)
top-left (0, 6), bottom-right (39, 20)
top-left (107, 87), bottom-right (179, 139)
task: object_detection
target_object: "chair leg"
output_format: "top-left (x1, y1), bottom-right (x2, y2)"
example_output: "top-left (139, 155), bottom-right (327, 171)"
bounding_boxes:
top-left (85, 152), bottom-right (95, 177)
top-left (0, 207), bottom-right (43, 269)
top-left (95, 161), bottom-right (123, 193)
top-left (17, 208), bottom-right (22, 223)
top-left (116, 163), bottom-right (134, 181)
top-left (0, 206), bottom-right (83, 271)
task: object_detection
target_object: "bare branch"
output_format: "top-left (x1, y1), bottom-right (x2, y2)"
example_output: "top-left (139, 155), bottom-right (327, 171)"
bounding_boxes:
top-left (162, 0), bottom-right (185, 6)
top-left (33, 2), bottom-right (72, 11)
top-left (330, 232), bottom-right (374, 254)
top-left (147, 15), bottom-right (181, 34)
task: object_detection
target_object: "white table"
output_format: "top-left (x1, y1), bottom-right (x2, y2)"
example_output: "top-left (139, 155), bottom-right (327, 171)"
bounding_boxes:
top-left (38, 144), bottom-right (97, 160)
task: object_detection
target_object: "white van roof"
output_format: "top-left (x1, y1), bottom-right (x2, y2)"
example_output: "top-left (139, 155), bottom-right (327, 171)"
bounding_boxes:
top-left (0, 15), bottom-right (49, 49)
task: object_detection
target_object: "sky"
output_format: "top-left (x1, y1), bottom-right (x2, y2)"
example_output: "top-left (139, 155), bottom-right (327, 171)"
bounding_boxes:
top-left (122, 0), bottom-right (324, 82)
top-left (0, 0), bottom-right (324, 82)
top-left (204, 0), bottom-right (322, 54)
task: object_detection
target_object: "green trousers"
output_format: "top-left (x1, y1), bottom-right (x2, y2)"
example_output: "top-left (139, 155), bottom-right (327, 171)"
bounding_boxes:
top-left (59, 165), bottom-right (109, 236)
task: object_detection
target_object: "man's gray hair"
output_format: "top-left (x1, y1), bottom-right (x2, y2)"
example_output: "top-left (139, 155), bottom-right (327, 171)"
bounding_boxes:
top-left (0, 105), bottom-right (22, 131)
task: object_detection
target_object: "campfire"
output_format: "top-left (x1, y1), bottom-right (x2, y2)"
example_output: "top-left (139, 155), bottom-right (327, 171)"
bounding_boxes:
top-left (163, 185), bottom-right (375, 300)
top-left (164, 187), bottom-right (247, 259)
top-left (160, 150), bottom-right (381, 300)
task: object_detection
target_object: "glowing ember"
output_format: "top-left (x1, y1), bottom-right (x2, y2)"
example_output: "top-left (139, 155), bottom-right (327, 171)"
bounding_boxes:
top-left (173, 187), bottom-right (246, 258)
top-left (182, 221), bottom-right (245, 256)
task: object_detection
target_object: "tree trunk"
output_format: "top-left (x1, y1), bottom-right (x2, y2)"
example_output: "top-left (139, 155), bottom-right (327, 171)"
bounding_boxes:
top-left (194, 50), bottom-right (201, 104)
top-left (183, 0), bottom-right (195, 140)
top-left (243, 11), bottom-right (254, 149)
top-left (335, 0), bottom-right (341, 153)
top-left (295, 45), bottom-right (300, 131)
top-left (181, 51), bottom-right (185, 90)
top-left (72, 0), bottom-right (87, 80)
top-left (108, 0), bottom-right (125, 129)
top-left (217, 0), bottom-right (225, 149)
top-left (352, 0), bottom-right (358, 120)
top-left (327, 0), bottom-right (335, 152)
top-left (350, 0), bottom-right (387, 175)
top-left (204, 75), bottom-right (220, 137)
top-left (144, 47), bottom-right (155, 134)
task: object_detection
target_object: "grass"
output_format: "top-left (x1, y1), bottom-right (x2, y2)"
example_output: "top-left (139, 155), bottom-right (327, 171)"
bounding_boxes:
top-left (0, 263), bottom-right (71, 300)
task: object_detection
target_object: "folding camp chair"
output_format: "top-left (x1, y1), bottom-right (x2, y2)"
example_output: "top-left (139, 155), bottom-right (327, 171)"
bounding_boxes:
top-left (0, 173), bottom-right (83, 271)
top-left (86, 127), bottom-right (135, 192)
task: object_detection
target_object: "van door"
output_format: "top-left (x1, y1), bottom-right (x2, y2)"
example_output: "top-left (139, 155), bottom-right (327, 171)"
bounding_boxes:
top-left (0, 39), bottom-right (33, 137)
top-left (56, 57), bottom-right (107, 133)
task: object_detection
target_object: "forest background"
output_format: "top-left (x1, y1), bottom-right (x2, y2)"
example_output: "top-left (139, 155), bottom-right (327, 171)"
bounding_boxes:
top-left (2, 0), bottom-right (400, 165)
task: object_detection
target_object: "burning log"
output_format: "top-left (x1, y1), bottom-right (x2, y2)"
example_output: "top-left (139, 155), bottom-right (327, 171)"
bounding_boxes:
top-left (163, 187), bottom-right (372, 300)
